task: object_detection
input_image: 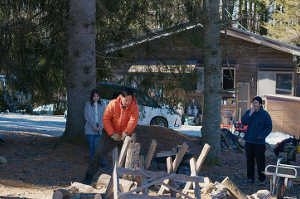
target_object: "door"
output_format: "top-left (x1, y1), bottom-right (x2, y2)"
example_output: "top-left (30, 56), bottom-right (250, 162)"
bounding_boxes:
top-left (257, 72), bottom-right (276, 96)
top-left (236, 82), bottom-right (250, 120)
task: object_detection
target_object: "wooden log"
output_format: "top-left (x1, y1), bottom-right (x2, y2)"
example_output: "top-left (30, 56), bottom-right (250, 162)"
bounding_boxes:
top-left (191, 158), bottom-right (201, 199)
top-left (196, 144), bottom-right (211, 173)
top-left (221, 177), bottom-right (247, 199)
top-left (251, 190), bottom-right (275, 199)
top-left (105, 147), bottom-right (119, 199)
top-left (118, 136), bottom-right (132, 167)
top-left (172, 142), bottom-right (189, 172)
top-left (125, 142), bottom-right (141, 170)
top-left (119, 174), bottom-right (175, 197)
top-left (112, 148), bottom-right (120, 199)
top-left (161, 182), bottom-right (193, 199)
top-left (125, 142), bottom-right (141, 180)
top-left (145, 139), bottom-right (157, 170)
top-left (138, 155), bottom-right (148, 194)
top-left (183, 144), bottom-right (211, 193)
top-left (158, 157), bottom-right (173, 195)
top-left (158, 143), bottom-right (188, 196)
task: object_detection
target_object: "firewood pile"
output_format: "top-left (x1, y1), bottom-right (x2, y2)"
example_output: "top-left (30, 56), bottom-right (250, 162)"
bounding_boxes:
top-left (52, 136), bottom-right (276, 199)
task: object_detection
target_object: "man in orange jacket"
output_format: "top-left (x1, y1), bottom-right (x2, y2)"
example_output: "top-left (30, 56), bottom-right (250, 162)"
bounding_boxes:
top-left (84, 89), bottom-right (139, 184)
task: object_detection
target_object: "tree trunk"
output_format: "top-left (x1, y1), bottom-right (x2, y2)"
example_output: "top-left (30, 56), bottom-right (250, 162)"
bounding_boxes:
top-left (202, 0), bottom-right (221, 162)
top-left (64, 0), bottom-right (96, 138)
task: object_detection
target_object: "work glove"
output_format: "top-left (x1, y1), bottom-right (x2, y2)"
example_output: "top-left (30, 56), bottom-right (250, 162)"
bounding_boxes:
top-left (121, 132), bottom-right (127, 141)
top-left (111, 134), bottom-right (121, 142)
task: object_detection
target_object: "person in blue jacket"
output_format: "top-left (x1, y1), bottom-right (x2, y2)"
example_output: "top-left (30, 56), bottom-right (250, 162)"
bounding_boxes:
top-left (242, 96), bottom-right (272, 184)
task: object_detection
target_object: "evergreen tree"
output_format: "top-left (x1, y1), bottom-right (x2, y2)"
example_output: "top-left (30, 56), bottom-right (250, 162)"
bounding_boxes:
top-left (265, 0), bottom-right (300, 45)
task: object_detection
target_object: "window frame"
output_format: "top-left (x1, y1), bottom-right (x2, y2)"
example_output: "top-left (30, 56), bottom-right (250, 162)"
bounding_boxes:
top-left (275, 72), bottom-right (294, 96)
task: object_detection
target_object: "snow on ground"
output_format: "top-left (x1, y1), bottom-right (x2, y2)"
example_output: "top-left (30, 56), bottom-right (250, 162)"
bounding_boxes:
top-left (173, 125), bottom-right (202, 137)
top-left (0, 113), bottom-right (293, 146)
top-left (0, 113), bottom-right (65, 136)
top-left (266, 131), bottom-right (292, 146)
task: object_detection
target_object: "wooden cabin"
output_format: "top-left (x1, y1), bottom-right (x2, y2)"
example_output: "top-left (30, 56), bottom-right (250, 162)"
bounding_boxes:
top-left (106, 23), bottom-right (300, 135)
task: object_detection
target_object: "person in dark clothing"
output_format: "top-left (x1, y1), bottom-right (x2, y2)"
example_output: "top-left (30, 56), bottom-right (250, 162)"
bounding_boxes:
top-left (241, 96), bottom-right (272, 184)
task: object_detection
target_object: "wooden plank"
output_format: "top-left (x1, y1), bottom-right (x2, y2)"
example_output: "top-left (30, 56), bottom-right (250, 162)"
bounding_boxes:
top-left (158, 157), bottom-right (173, 194)
top-left (117, 168), bottom-right (165, 178)
top-left (118, 136), bottom-right (132, 167)
top-left (145, 139), bottom-right (157, 170)
top-left (172, 143), bottom-right (189, 172)
top-left (116, 168), bottom-right (205, 183)
top-left (112, 148), bottom-right (120, 199)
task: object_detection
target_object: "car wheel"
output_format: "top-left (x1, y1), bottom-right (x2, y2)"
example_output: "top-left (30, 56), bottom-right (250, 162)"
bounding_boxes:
top-left (150, 117), bottom-right (168, 128)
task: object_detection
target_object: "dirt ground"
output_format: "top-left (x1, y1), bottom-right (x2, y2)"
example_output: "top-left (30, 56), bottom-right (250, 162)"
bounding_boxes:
top-left (0, 126), bottom-right (299, 199)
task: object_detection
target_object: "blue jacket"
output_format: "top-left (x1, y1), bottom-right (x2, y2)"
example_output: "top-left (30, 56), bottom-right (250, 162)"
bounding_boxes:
top-left (241, 107), bottom-right (272, 144)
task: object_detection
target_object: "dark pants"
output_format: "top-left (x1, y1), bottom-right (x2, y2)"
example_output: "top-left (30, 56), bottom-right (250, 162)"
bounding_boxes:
top-left (245, 142), bottom-right (266, 182)
top-left (86, 130), bottom-right (122, 179)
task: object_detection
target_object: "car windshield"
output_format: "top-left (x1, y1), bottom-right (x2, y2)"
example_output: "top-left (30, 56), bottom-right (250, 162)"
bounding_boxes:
top-left (135, 91), bottom-right (159, 107)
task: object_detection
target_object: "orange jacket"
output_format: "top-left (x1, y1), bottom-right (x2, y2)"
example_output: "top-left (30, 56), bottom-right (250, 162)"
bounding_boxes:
top-left (103, 95), bottom-right (139, 136)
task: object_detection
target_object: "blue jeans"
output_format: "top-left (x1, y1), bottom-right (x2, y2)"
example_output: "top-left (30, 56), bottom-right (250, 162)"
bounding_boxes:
top-left (87, 135), bottom-right (106, 166)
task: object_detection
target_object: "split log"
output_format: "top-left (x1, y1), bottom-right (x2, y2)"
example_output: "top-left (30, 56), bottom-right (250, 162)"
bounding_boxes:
top-left (96, 174), bottom-right (136, 193)
top-left (195, 144), bottom-right (211, 173)
top-left (113, 148), bottom-right (120, 199)
top-left (105, 147), bottom-right (119, 199)
top-left (118, 136), bottom-right (132, 167)
top-left (160, 182), bottom-right (193, 199)
top-left (138, 155), bottom-right (148, 193)
top-left (158, 157), bottom-right (173, 195)
top-left (124, 142), bottom-right (141, 180)
top-left (221, 177), bottom-right (247, 199)
top-left (190, 158), bottom-right (201, 199)
top-left (183, 144), bottom-right (210, 194)
top-left (145, 139), bottom-right (157, 170)
top-left (250, 190), bottom-right (275, 199)
top-left (172, 142), bottom-right (189, 172)
top-left (52, 182), bottom-right (102, 199)
top-left (158, 143), bottom-right (189, 195)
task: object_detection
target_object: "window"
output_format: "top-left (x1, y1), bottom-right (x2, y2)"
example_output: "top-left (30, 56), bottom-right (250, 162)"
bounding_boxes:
top-left (223, 69), bottom-right (235, 90)
top-left (276, 73), bottom-right (293, 95)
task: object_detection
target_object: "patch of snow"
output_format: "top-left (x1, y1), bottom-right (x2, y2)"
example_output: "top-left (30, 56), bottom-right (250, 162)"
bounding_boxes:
top-left (266, 131), bottom-right (292, 146)
top-left (173, 125), bottom-right (202, 137)
top-left (0, 113), bottom-right (65, 136)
